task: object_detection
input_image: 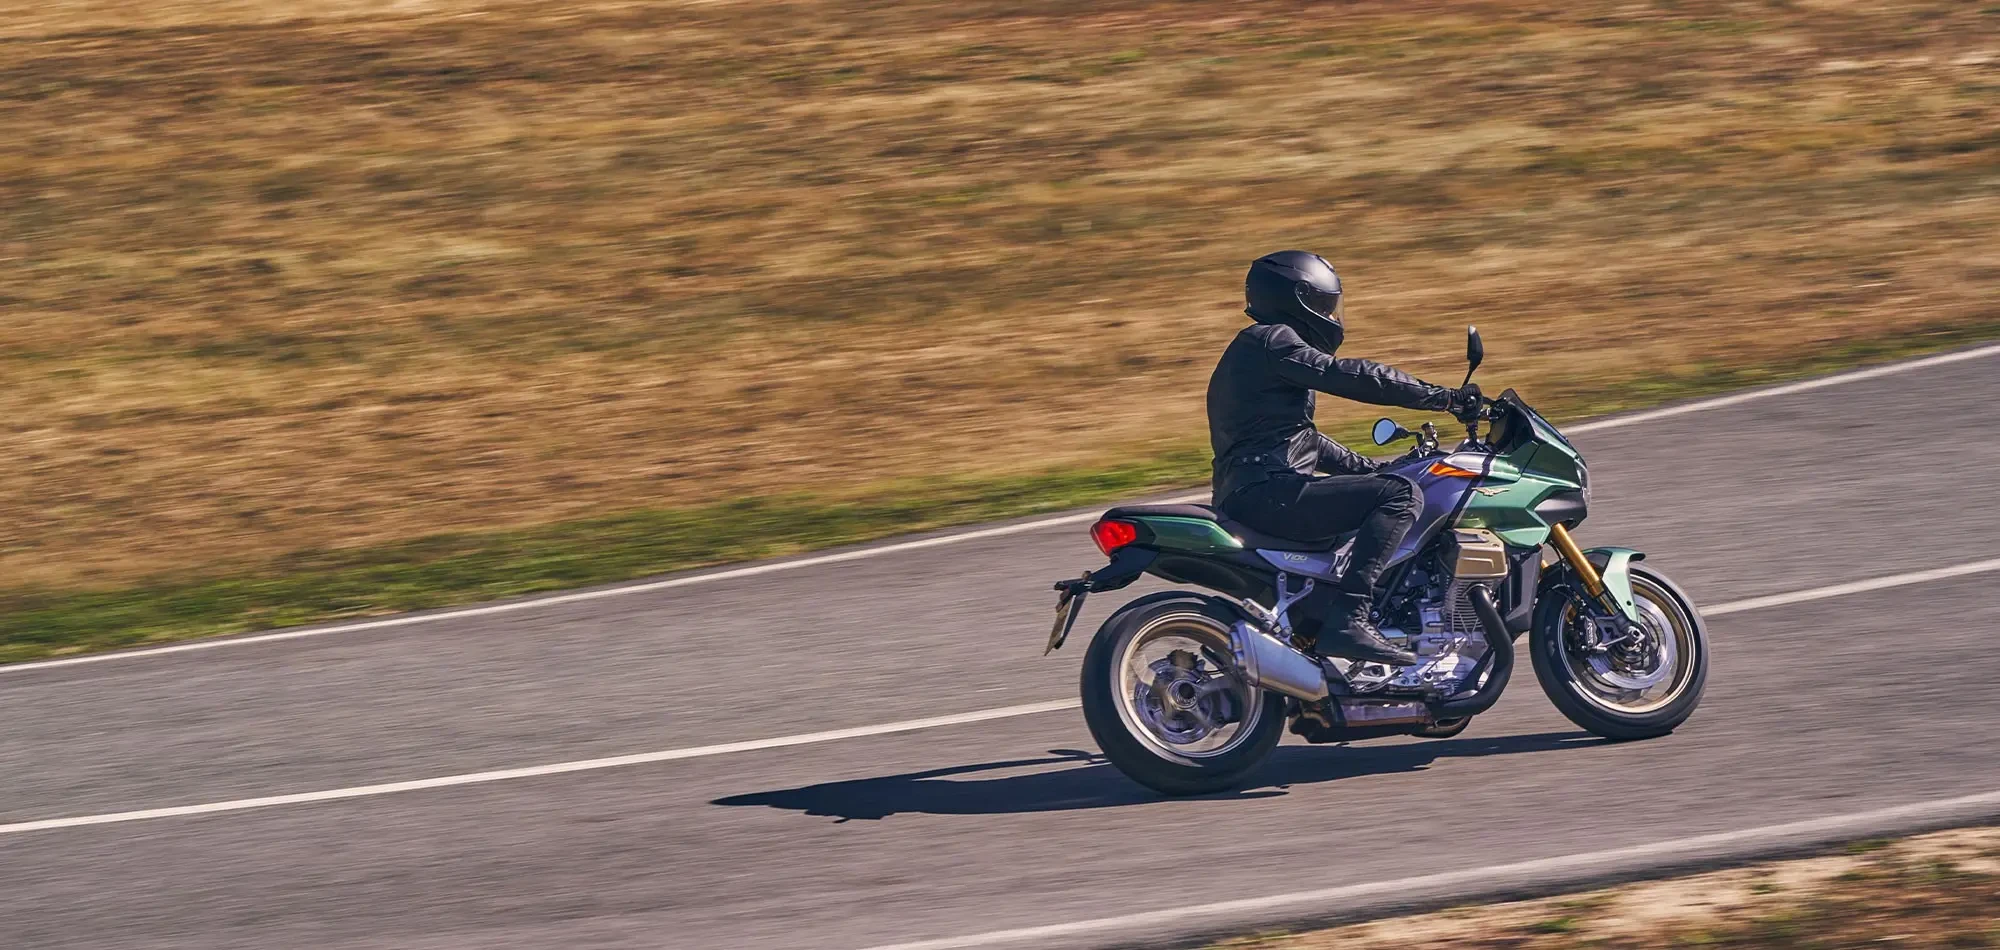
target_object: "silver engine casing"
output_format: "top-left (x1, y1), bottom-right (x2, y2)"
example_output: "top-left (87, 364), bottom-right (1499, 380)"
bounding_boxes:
top-left (1362, 529), bottom-right (1509, 692)
top-left (1232, 528), bottom-right (1512, 707)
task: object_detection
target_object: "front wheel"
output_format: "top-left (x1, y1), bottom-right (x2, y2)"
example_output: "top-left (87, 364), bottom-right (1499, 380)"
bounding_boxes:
top-left (1531, 565), bottom-right (1708, 740)
top-left (1080, 595), bottom-right (1285, 795)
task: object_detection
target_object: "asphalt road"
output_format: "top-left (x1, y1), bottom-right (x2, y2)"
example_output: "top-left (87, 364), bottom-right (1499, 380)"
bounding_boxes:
top-left (4, 349), bottom-right (1999, 949)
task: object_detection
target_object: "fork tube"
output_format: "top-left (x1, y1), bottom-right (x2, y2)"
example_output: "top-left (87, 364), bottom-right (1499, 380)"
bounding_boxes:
top-left (1547, 523), bottom-right (1605, 597)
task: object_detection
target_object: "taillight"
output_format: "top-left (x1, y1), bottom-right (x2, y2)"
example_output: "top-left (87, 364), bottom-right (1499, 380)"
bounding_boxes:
top-left (1090, 519), bottom-right (1139, 557)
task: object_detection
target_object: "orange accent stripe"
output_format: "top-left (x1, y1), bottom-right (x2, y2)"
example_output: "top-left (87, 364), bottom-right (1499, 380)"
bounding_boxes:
top-left (1427, 461), bottom-right (1481, 478)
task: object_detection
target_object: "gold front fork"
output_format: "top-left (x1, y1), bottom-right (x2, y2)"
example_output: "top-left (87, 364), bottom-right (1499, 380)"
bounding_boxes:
top-left (1547, 523), bottom-right (1605, 597)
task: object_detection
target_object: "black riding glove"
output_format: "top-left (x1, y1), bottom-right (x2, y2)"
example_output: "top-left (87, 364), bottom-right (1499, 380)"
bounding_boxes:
top-left (1448, 383), bottom-right (1483, 420)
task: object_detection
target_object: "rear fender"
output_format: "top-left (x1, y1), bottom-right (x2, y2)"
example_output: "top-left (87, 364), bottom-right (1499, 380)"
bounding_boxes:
top-left (1084, 546), bottom-right (1158, 593)
top-left (1086, 589), bottom-right (1266, 658)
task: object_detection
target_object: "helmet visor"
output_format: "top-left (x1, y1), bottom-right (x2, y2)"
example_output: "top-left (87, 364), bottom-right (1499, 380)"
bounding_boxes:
top-left (1296, 285), bottom-right (1343, 321)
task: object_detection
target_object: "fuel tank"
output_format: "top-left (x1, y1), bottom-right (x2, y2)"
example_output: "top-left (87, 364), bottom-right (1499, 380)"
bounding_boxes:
top-left (1380, 451), bottom-right (1518, 565)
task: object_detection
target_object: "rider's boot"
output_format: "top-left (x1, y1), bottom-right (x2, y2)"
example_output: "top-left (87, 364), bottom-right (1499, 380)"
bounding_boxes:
top-left (1314, 591), bottom-right (1417, 666)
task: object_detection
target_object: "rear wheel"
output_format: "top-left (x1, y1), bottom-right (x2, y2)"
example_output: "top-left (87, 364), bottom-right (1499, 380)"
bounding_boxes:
top-left (1080, 595), bottom-right (1285, 795)
top-left (1531, 565), bottom-right (1708, 740)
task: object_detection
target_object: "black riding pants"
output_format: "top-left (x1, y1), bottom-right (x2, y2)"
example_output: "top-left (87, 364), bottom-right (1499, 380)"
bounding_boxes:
top-left (1220, 474), bottom-right (1423, 595)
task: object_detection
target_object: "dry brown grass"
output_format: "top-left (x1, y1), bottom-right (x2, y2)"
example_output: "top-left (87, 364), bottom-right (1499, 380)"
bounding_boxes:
top-left (1209, 826), bottom-right (2000, 950)
top-left (2, 0), bottom-right (1996, 589)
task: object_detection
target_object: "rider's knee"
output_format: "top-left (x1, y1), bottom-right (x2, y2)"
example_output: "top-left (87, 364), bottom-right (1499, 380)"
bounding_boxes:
top-left (1379, 474), bottom-right (1423, 518)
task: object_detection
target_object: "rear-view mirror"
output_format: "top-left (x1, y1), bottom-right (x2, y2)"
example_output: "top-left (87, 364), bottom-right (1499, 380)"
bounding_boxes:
top-left (1372, 418), bottom-right (1407, 446)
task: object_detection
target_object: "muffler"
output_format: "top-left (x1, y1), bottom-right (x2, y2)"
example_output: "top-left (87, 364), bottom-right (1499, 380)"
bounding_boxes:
top-left (1228, 621), bottom-right (1329, 702)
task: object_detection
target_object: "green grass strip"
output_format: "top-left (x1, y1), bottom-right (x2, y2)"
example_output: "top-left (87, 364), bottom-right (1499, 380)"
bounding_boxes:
top-left (5, 319), bottom-right (1996, 663)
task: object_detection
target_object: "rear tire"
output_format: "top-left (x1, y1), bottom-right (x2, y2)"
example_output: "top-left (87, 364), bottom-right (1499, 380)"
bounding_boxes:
top-left (1531, 565), bottom-right (1707, 740)
top-left (1080, 595), bottom-right (1285, 795)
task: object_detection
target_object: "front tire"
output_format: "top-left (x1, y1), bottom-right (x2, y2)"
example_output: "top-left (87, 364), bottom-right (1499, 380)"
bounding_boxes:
top-left (1531, 565), bottom-right (1708, 740)
top-left (1080, 595), bottom-right (1285, 795)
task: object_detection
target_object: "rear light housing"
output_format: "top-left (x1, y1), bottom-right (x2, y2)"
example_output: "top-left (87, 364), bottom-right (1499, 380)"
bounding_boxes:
top-left (1090, 519), bottom-right (1140, 557)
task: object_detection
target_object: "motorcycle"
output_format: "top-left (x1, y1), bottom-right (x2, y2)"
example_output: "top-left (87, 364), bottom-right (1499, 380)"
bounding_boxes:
top-left (1044, 327), bottom-right (1708, 795)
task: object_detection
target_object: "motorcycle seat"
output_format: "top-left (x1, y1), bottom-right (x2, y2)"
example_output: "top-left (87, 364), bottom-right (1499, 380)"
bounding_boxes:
top-left (1103, 503), bottom-right (1354, 554)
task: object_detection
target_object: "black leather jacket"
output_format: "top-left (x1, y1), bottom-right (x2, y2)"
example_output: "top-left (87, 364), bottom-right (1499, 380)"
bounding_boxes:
top-left (1206, 323), bottom-right (1452, 503)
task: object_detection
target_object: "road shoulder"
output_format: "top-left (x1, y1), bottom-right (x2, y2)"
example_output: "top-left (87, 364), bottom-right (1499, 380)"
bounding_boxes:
top-left (1208, 826), bottom-right (2000, 950)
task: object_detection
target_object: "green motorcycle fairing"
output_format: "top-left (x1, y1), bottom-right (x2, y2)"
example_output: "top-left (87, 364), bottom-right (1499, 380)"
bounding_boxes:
top-left (1452, 414), bottom-right (1587, 550)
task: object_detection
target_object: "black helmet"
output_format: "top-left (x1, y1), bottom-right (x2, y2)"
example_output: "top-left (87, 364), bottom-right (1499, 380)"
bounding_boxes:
top-left (1244, 250), bottom-right (1345, 352)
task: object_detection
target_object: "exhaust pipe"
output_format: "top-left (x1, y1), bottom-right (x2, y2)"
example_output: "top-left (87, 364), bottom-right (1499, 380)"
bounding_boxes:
top-left (1228, 621), bottom-right (1329, 702)
top-left (1229, 622), bottom-right (1430, 727)
top-left (1228, 585), bottom-right (1510, 717)
top-left (1337, 699), bottom-right (1429, 726)
top-left (1434, 584), bottom-right (1514, 719)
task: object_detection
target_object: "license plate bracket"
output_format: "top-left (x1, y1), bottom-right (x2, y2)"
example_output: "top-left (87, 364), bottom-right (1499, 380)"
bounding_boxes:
top-left (1045, 574), bottom-right (1092, 655)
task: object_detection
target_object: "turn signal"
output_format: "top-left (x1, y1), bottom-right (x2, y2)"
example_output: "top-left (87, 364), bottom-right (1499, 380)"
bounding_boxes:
top-left (1427, 461), bottom-right (1482, 478)
top-left (1090, 519), bottom-right (1140, 556)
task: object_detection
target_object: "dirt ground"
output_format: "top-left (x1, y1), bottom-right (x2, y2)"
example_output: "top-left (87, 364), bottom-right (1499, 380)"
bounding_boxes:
top-left (1210, 825), bottom-right (2000, 950)
top-left (2, 0), bottom-right (1996, 589)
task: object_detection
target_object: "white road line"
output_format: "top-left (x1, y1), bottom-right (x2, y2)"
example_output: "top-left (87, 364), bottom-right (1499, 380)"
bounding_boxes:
top-left (5, 342), bottom-right (1993, 675)
top-left (1563, 342), bottom-right (2000, 434)
top-left (1703, 557), bottom-right (2000, 616)
top-left (858, 788), bottom-right (2000, 950)
top-left (4, 557), bottom-right (1996, 837)
top-left (0, 699), bottom-right (1079, 836)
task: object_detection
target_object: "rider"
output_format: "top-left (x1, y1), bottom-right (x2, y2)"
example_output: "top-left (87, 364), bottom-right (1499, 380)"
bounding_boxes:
top-left (1207, 250), bottom-right (1480, 667)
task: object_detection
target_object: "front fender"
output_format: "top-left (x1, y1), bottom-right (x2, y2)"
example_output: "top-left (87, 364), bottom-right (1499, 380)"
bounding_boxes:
top-left (1586, 546), bottom-right (1646, 623)
top-left (1539, 546), bottom-right (1646, 624)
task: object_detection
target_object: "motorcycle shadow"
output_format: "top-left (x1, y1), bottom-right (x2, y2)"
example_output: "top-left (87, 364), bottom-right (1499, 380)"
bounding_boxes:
top-left (711, 730), bottom-right (1602, 822)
